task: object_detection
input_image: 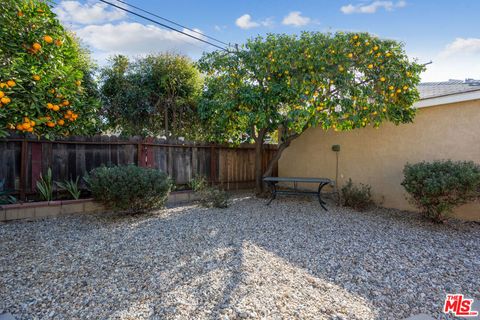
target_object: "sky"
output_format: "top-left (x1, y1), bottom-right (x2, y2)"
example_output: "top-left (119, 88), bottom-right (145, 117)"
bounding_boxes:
top-left (53, 0), bottom-right (480, 82)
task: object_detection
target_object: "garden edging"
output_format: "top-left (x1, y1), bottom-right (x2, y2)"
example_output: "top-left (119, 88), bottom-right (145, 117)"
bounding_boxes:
top-left (0, 190), bottom-right (200, 222)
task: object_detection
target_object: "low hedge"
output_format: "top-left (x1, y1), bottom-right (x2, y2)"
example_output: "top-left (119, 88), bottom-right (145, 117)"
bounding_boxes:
top-left (402, 160), bottom-right (480, 222)
top-left (86, 165), bottom-right (172, 213)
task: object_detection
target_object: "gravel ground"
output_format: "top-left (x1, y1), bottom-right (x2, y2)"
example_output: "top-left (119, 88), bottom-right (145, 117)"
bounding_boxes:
top-left (1, 195), bottom-right (479, 320)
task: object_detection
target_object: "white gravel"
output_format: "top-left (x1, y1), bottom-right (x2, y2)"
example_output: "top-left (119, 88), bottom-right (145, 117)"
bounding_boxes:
top-left (1, 195), bottom-right (479, 320)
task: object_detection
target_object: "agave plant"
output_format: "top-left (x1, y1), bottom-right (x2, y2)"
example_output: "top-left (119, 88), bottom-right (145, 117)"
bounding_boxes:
top-left (36, 168), bottom-right (53, 201)
top-left (0, 179), bottom-right (16, 205)
top-left (56, 177), bottom-right (81, 200)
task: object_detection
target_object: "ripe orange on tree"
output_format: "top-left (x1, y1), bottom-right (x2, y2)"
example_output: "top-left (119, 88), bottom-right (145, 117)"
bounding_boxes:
top-left (43, 35), bottom-right (53, 43)
top-left (1, 97), bottom-right (11, 104)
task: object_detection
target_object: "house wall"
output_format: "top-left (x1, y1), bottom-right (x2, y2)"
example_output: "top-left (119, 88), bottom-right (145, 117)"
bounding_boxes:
top-left (278, 99), bottom-right (480, 221)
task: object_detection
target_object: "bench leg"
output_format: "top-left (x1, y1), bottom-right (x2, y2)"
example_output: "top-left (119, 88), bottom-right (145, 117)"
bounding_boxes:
top-left (317, 182), bottom-right (329, 211)
top-left (266, 182), bottom-right (277, 205)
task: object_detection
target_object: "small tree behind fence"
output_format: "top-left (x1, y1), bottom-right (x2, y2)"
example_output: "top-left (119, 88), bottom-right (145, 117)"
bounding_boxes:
top-left (0, 135), bottom-right (277, 200)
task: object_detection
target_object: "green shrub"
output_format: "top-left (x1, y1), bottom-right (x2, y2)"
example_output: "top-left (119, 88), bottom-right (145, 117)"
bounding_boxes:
top-left (86, 165), bottom-right (172, 213)
top-left (402, 160), bottom-right (480, 222)
top-left (36, 168), bottom-right (53, 201)
top-left (188, 175), bottom-right (208, 192)
top-left (56, 177), bottom-right (81, 200)
top-left (341, 178), bottom-right (373, 211)
top-left (199, 187), bottom-right (229, 208)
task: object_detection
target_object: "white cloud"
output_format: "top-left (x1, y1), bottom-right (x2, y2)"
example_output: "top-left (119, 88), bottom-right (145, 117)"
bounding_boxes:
top-left (54, 0), bottom-right (126, 24)
top-left (236, 14), bottom-right (259, 29)
top-left (282, 11), bottom-right (312, 27)
top-left (439, 38), bottom-right (480, 57)
top-left (341, 1), bottom-right (406, 14)
top-left (410, 39), bottom-right (480, 82)
top-left (74, 22), bottom-right (207, 60)
top-left (235, 14), bottom-right (273, 29)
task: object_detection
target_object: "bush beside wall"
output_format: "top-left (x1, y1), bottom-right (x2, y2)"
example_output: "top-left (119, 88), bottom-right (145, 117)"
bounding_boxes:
top-left (341, 178), bottom-right (374, 211)
top-left (402, 160), bottom-right (480, 222)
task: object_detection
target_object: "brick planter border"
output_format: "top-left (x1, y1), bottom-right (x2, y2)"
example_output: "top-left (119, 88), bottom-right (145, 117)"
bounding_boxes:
top-left (0, 190), bottom-right (200, 222)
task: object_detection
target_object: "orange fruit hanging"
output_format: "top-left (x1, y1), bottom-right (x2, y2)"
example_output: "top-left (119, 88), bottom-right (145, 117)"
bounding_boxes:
top-left (43, 35), bottom-right (53, 43)
top-left (1, 97), bottom-right (11, 104)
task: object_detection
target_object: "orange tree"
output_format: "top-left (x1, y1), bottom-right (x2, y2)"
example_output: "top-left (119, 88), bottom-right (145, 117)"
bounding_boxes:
top-left (100, 54), bottom-right (204, 139)
top-left (0, 0), bottom-right (101, 139)
top-left (198, 32), bottom-right (425, 194)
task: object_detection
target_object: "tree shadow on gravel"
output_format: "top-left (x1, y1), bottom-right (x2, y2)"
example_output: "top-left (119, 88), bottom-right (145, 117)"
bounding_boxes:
top-left (1, 195), bottom-right (479, 319)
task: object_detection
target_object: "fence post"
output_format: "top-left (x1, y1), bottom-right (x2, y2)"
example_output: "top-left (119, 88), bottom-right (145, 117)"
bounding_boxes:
top-left (19, 139), bottom-right (28, 200)
top-left (210, 145), bottom-right (217, 185)
top-left (191, 146), bottom-right (198, 180)
top-left (145, 137), bottom-right (155, 168)
top-left (30, 142), bottom-right (42, 191)
top-left (137, 140), bottom-right (143, 167)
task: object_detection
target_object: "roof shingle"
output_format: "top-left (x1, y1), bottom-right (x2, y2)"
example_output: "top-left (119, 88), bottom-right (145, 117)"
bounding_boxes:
top-left (418, 79), bottom-right (480, 99)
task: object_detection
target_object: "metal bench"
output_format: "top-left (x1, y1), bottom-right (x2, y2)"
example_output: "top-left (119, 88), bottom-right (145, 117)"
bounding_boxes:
top-left (263, 176), bottom-right (334, 211)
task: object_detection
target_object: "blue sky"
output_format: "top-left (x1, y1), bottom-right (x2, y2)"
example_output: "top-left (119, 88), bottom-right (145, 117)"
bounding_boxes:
top-left (54, 0), bottom-right (480, 82)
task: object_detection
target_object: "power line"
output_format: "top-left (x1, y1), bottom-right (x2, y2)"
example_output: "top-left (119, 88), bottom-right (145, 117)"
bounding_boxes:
top-left (98, 0), bottom-right (229, 51)
top-left (113, 0), bottom-right (230, 47)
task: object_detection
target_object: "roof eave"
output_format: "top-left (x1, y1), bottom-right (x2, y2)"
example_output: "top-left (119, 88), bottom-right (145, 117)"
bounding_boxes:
top-left (414, 89), bottom-right (480, 109)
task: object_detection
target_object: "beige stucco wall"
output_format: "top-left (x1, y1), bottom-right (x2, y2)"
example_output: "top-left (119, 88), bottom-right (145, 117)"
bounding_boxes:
top-left (279, 99), bottom-right (480, 221)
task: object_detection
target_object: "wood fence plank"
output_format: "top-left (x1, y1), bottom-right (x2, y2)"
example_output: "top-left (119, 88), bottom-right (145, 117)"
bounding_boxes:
top-left (0, 137), bottom-right (278, 194)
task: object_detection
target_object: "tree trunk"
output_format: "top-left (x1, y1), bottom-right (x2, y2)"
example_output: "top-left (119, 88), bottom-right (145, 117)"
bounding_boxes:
top-left (253, 129), bottom-right (266, 195)
top-left (254, 138), bottom-right (264, 195)
top-left (262, 133), bottom-right (300, 178)
top-left (164, 104), bottom-right (169, 137)
top-left (172, 109), bottom-right (177, 137)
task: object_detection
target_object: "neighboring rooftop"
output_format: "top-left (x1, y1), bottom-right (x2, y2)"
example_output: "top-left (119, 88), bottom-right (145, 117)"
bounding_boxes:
top-left (418, 78), bottom-right (480, 99)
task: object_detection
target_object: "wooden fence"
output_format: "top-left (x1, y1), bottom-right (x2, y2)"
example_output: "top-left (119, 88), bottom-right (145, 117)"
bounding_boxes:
top-left (0, 136), bottom-right (278, 199)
